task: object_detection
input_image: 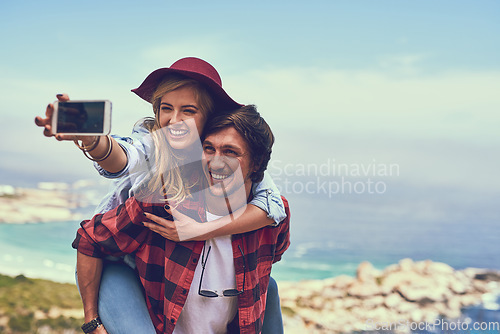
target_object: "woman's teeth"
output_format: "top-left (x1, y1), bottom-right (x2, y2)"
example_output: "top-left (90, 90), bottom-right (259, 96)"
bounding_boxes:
top-left (169, 128), bottom-right (188, 136)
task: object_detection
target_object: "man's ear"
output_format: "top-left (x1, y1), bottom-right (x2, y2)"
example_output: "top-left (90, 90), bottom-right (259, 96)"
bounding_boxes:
top-left (252, 157), bottom-right (263, 173)
top-left (250, 158), bottom-right (263, 181)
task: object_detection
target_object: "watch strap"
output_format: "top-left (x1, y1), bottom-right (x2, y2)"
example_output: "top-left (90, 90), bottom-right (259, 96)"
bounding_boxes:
top-left (81, 316), bottom-right (102, 333)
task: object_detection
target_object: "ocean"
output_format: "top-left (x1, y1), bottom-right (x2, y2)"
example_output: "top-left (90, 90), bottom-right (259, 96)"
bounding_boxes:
top-left (1, 189), bottom-right (500, 284)
top-left (2, 183), bottom-right (500, 333)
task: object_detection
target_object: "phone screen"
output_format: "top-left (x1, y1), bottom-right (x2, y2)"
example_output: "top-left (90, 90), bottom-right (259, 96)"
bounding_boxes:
top-left (57, 101), bottom-right (105, 133)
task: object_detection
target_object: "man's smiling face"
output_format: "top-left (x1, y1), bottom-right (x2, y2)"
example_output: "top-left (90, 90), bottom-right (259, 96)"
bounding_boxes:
top-left (202, 126), bottom-right (255, 199)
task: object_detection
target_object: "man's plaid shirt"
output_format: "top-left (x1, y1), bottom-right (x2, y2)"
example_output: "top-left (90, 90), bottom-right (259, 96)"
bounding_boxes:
top-left (72, 193), bottom-right (290, 334)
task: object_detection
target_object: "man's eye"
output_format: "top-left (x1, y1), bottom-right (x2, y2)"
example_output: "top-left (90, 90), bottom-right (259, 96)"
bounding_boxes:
top-left (203, 146), bottom-right (215, 153)
top-left (225, 149), bottom-right (238, 157)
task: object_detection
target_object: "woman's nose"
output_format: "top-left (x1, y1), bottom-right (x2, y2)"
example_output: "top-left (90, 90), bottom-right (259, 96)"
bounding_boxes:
top-left (169, 111), bottom-right (182, 124)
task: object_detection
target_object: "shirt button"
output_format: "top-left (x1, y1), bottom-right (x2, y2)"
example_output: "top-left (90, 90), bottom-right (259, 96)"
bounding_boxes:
top-left (182, 289), bottom-right (187, 295)
top-left (192, 258), bottom-right (198, 263)
top-left (170, 318), bottom-right (175, 324)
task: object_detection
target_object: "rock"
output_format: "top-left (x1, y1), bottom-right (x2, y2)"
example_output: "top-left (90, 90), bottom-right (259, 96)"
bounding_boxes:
top-left (396, 300), bottom-right (417, 314)
top-left (0, 186), bottom-right (84, 224)
top-left (425, 262), bottom-right (454, 275)
top-left (322, 277), bottom-right (340, 288)
top-left (279, 260), bottom-right (500, 334)
top-left (331, 275), bottom-right (355, 289)
top-left (299, 280), bottom-right (326, 294)
top-left (364, 306), bottom-right (393, 322)
top-left (342, 296), bottom-right (362, 309)
top-left (444, 297), bottom-right (462, 319)
top-left (473, 280), bottom-right (490, 293)
top-left (383, 263), bottom-right (400, 274)
top-left (348, 280), bottom-right (380, 298)
top-left (413, 259), bottom-right (433, 274)
top-left (361, 295), bottom-right (385, 309)
top-left (308, 295), bottom-right (326, 310)
top-left (357, 261), bottom-right (380, 283)
top-left (446, 295), bottom-right (462, 310)
top-left (449, 278), bottom-right (468, 294)
top-left (399, 258), bottom-right (414, 271)
top-left (321, 287), bottom-right (344, 300)
top-left (475, 271), bottom-right (500, 282)
top-left (380, 271), bottom-right (416, 295)
top-left (459, 293), bottom-right (483, 307)
top-left (398, 283), bottom-right (449, 303)
top-left (330, 298), bottom-right (345, 310)
top-left (463, 267), bottom-right (483, 279)
top-left (410, 308), bottom-right (424, 323)
top-left (385, 293), bottom-right (404, 308)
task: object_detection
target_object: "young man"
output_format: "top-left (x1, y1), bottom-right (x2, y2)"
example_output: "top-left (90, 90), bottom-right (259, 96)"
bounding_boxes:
top-left (73, 105), bottom-right (290, 333)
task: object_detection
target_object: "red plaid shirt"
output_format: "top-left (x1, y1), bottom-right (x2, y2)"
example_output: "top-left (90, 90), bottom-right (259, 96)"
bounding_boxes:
top-left (72, 192), bottom-right (290, 334)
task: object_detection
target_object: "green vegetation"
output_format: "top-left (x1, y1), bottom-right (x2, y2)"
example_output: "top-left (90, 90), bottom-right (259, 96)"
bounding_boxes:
top-left (281, 305), bottom-right (297, 317)
top-left (0, 273), bottom-right (83, 333)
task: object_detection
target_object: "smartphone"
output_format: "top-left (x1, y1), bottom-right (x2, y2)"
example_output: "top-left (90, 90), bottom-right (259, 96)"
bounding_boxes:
top-left (52, 100), bottom-right (112, 135)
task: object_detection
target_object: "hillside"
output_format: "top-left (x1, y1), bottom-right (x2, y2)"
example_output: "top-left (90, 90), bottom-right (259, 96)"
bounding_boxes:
top-left (0, 274), bottom-right (83, 333)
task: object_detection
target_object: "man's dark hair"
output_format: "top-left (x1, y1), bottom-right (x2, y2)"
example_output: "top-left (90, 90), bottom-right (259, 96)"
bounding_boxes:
top-left (202, 105), bottom-right (274, 183)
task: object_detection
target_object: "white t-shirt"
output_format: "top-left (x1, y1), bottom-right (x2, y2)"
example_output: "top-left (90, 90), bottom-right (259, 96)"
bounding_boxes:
top-left (173, 212), bottom-right (238, 334)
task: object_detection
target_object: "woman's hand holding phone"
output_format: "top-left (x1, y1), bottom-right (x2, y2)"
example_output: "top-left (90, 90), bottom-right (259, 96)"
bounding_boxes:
top-left (35, 94), bottom-right (90, 142)
top-left (35, 94), bottom-right (111, 143)
top-left (35, 94), bottom-right (125, 173)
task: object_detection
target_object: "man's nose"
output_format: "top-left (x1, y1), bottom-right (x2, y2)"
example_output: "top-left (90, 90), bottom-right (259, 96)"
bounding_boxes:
top-left (209, 155), bottom-right (226, 170)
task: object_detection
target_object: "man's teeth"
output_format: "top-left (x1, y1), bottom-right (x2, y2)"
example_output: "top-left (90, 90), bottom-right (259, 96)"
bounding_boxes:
top-left (169, 128), bottom-right (188, 136)
top-left (211, 173), bottom-right (229, 180)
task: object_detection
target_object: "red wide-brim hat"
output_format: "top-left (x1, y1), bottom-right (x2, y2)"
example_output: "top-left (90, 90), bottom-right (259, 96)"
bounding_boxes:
top-left (131, 57), bottom-right (242, 112)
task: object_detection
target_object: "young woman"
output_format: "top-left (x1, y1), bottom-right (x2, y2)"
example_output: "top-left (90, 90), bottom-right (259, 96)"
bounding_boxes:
top-left (35, 57), bottom-right (286, 333)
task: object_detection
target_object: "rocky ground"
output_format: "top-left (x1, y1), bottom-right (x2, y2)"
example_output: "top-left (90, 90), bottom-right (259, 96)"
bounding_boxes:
top-left (1, 258), bottom-right (499, 333)
top-left (279, 259), bottom-right (500, 334)
top-left (3, 187), bottom-right (500, 333)
top-left (0, 186), bottom-right (82, 223)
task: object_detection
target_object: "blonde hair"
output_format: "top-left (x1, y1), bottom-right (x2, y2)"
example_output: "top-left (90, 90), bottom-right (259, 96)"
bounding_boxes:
top-left (140, 75), bottom-right (214, 204)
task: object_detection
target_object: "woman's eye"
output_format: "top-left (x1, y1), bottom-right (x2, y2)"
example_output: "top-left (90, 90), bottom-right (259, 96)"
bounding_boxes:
top-left (160, 107), bottom-right (172, 112)
top-left (183, 109), bottom-right (196, 115)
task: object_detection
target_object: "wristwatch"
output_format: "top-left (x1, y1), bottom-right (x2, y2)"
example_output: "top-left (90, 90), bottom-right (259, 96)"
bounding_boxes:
top-left (81, 316), bottom-right (102, 333)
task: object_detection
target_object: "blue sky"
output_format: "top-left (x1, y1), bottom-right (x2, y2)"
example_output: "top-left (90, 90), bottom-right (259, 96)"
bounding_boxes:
top-left (1, 0), bottom-right (499, 223)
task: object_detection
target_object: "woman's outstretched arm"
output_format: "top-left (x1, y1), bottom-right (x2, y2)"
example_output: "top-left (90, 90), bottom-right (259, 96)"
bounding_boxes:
top-left (35, 94), bottom-right (127, 173)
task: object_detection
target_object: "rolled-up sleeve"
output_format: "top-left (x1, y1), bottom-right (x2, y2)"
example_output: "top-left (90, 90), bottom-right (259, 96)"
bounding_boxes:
top-left (72, 197), bottom-right (153, 258)
top-left (250, 171), bottom-right (287, 225)
top-left (94, 124), bottom-right (151, 179)
top-left (273, 196), bottom-right (291, 263)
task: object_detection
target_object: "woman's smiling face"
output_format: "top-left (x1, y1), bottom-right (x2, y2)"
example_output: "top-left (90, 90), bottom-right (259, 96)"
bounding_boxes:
top-left (158, 85), bottom-right (207, 150)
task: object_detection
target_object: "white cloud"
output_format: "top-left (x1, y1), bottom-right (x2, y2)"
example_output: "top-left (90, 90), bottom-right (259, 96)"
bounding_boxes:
top-left (227, 67), bottom-right (500, 144)
top-left (139, 36), bottom-right (231, 71)
top-left (2, 59), bottom-right (499, 194)
top-left (377, 53), bottom-right (430, 75)
top-left (222, 66), bottom-right (500, 195)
